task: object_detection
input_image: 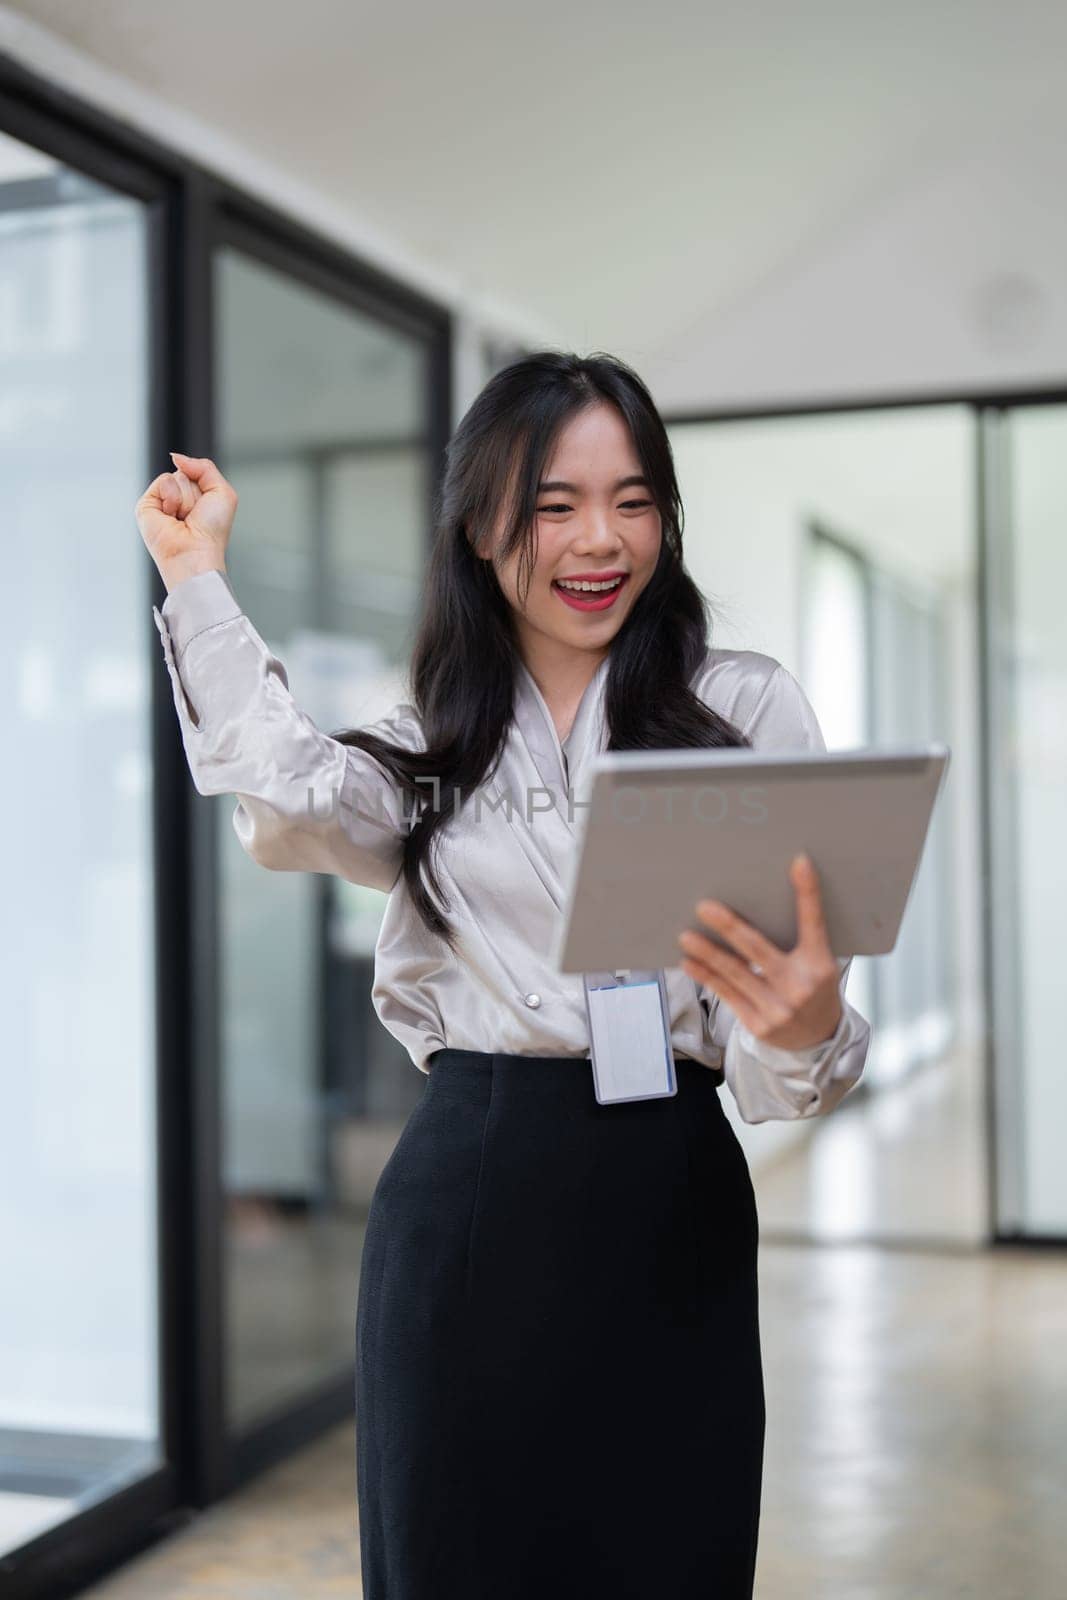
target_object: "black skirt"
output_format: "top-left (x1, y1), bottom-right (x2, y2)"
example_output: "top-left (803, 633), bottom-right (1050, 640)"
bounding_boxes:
top-left (354, 1048), bottom-right (766, 1600)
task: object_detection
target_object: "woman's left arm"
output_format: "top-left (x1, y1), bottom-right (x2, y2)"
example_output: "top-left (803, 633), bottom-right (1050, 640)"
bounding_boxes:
top-left (682, 661), bottom-right (872, 1125)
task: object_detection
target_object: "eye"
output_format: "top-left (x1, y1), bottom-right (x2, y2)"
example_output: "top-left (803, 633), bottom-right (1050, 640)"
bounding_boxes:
top-left (538, 499), bottom-right (653, 514)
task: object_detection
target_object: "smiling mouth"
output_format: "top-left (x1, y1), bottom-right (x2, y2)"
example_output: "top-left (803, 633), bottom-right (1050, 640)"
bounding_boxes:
top-left (551, 573), bottom-right (630, 611)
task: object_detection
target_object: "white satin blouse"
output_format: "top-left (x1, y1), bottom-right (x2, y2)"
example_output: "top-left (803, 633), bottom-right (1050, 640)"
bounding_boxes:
top-left (153, 568), bottom-right (871, 1123)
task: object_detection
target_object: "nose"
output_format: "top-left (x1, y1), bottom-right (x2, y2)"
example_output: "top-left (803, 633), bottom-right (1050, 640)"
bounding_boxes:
top-left (571, 508), bottom-right (623, 556)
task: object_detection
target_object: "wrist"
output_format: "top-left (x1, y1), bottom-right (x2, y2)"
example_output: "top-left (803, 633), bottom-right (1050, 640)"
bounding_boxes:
top-left (809, 1002), bottom-right (844, 1050)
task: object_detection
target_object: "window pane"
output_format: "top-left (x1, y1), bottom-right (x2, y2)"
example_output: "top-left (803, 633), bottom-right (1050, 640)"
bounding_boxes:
top-left (0, 134), bottom-right (159, 1553)
top-left (214, 248), bottom-right (429, 1430)
top-left (1002, 407), bottom-right (1067, 1232)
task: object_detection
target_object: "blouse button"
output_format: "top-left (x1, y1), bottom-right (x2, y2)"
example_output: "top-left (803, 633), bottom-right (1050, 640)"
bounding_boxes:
top-left (523, 992), bottom-right (542, 1009)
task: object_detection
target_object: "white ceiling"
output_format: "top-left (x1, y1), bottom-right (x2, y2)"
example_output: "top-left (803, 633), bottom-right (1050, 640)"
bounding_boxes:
top-left (5, 0), bottom-right (1067, 381)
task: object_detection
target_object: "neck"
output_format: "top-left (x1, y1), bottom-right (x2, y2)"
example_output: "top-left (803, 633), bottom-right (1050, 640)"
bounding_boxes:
top-left (517, 631), bottom-right (610, 740)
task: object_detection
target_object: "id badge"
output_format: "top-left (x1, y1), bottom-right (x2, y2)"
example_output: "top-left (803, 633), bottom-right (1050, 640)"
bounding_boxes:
top-left (581, 969), bottom-right (677, 1105)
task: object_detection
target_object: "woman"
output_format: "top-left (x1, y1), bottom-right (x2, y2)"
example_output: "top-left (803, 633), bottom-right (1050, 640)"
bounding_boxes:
top-left (138, 350), bottom-right (870, 1599)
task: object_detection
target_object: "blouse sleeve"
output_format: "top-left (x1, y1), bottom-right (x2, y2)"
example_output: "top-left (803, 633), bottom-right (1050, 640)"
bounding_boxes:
top-left (152, 568), bottom-right (418, 894)
top-left (701, 661), bottom-right (872, 1124)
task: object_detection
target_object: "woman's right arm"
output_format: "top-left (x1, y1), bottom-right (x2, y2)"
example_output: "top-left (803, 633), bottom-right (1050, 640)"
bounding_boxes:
top-left (138, 453), bottom-right (415, 894)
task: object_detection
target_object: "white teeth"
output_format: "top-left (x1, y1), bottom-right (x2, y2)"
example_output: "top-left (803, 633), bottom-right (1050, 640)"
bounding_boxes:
top-left (556, 576), bottom-right (623, 593)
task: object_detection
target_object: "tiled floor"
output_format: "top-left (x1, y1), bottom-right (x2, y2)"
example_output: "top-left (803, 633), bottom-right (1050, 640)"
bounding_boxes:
top-left (82, 1422), bottom-right (361, 1599)
top-left (81, 1240), bottom-right (1067, 1600)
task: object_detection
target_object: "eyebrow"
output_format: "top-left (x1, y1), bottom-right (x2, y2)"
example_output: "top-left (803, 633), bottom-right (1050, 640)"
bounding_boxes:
top-left (536, 475), bottom-right (650, 494)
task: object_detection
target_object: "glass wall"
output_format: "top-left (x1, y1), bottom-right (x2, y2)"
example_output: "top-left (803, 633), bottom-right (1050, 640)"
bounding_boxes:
top-left (802, 530), bottom-right (876, 1048)
top-left (0, 135), bottom-right (160, 1553)
top-left (213, 247), bottom-right (431, 1430)
top-left (804, 525), bottom-right (955, 1091)
top-left (987, 405), bottom-right (1067, 1235)
top-left (667, 407), bottom-right (987, 1245)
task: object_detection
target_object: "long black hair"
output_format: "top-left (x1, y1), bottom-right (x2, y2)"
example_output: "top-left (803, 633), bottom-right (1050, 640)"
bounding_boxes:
top-left (332, 349), bottom-right (750, 948)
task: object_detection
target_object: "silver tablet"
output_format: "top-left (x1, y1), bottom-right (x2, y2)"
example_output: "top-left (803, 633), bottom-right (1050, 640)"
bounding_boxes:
top-left (552, 743), bottom-right (951, 975)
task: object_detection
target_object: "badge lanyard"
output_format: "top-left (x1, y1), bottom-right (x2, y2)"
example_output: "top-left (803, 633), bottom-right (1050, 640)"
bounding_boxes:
top-left (581, 969), bottom-right (677, 1105)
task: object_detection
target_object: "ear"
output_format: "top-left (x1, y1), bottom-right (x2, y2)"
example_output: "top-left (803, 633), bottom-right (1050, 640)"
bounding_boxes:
top-left (465, 521), bottom-right (493, 562)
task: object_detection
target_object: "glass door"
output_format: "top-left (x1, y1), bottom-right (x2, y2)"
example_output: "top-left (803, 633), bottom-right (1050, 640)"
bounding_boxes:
top-left (0, 129), bottom-right (171, 1579)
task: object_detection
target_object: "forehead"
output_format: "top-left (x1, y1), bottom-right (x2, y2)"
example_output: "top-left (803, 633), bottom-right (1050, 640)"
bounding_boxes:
top-left (543, 402), bottom-right (639, 477)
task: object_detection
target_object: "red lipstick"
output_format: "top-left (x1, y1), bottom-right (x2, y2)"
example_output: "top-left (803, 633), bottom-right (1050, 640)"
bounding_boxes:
top-left (551, 571), bottom-right (630, 613)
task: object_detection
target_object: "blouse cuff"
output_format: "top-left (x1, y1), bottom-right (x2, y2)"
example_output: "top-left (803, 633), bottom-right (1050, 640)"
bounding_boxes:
top-left (724, 1001), bottom-right (870, 1124)
top-left (736, 1000), bottom-right (851, 1072)
top-left (154, 568), bottom-right (242, 661)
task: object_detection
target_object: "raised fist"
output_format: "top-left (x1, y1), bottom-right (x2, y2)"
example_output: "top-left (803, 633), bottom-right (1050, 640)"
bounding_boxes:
top-left (136, 452), bottom-right (236, 591)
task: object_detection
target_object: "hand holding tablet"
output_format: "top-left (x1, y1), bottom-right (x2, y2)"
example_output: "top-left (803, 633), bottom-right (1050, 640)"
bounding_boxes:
top-left (677, 851), bottom-right (846, 1053)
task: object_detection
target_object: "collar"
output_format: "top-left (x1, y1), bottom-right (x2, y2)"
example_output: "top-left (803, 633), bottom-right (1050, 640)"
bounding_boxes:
top-left (512, 653), bottom-right (611, 801)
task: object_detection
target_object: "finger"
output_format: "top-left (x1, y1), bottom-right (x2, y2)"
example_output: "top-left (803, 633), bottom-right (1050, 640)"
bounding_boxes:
top-left (692, 898), bottom-right (787, 976)
top-left (679, 959), bottom-right (757, 1026)
top-left (137, 471), bottom-right (170, 507)
top-left (791, 853), bottom-right (832, 954)
top-left (677, 928), bottom-right (773, 1010)
top-left (679, 960), bottom-right (787, 1037)
top-left (171, 452), bottom-right (235, 500)
top-left (137, 472), bottom-right (181, 516)
top-left (139, 471), bottom-right (193, 520)
top-left (168, 469), bottom-right (200, 518)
